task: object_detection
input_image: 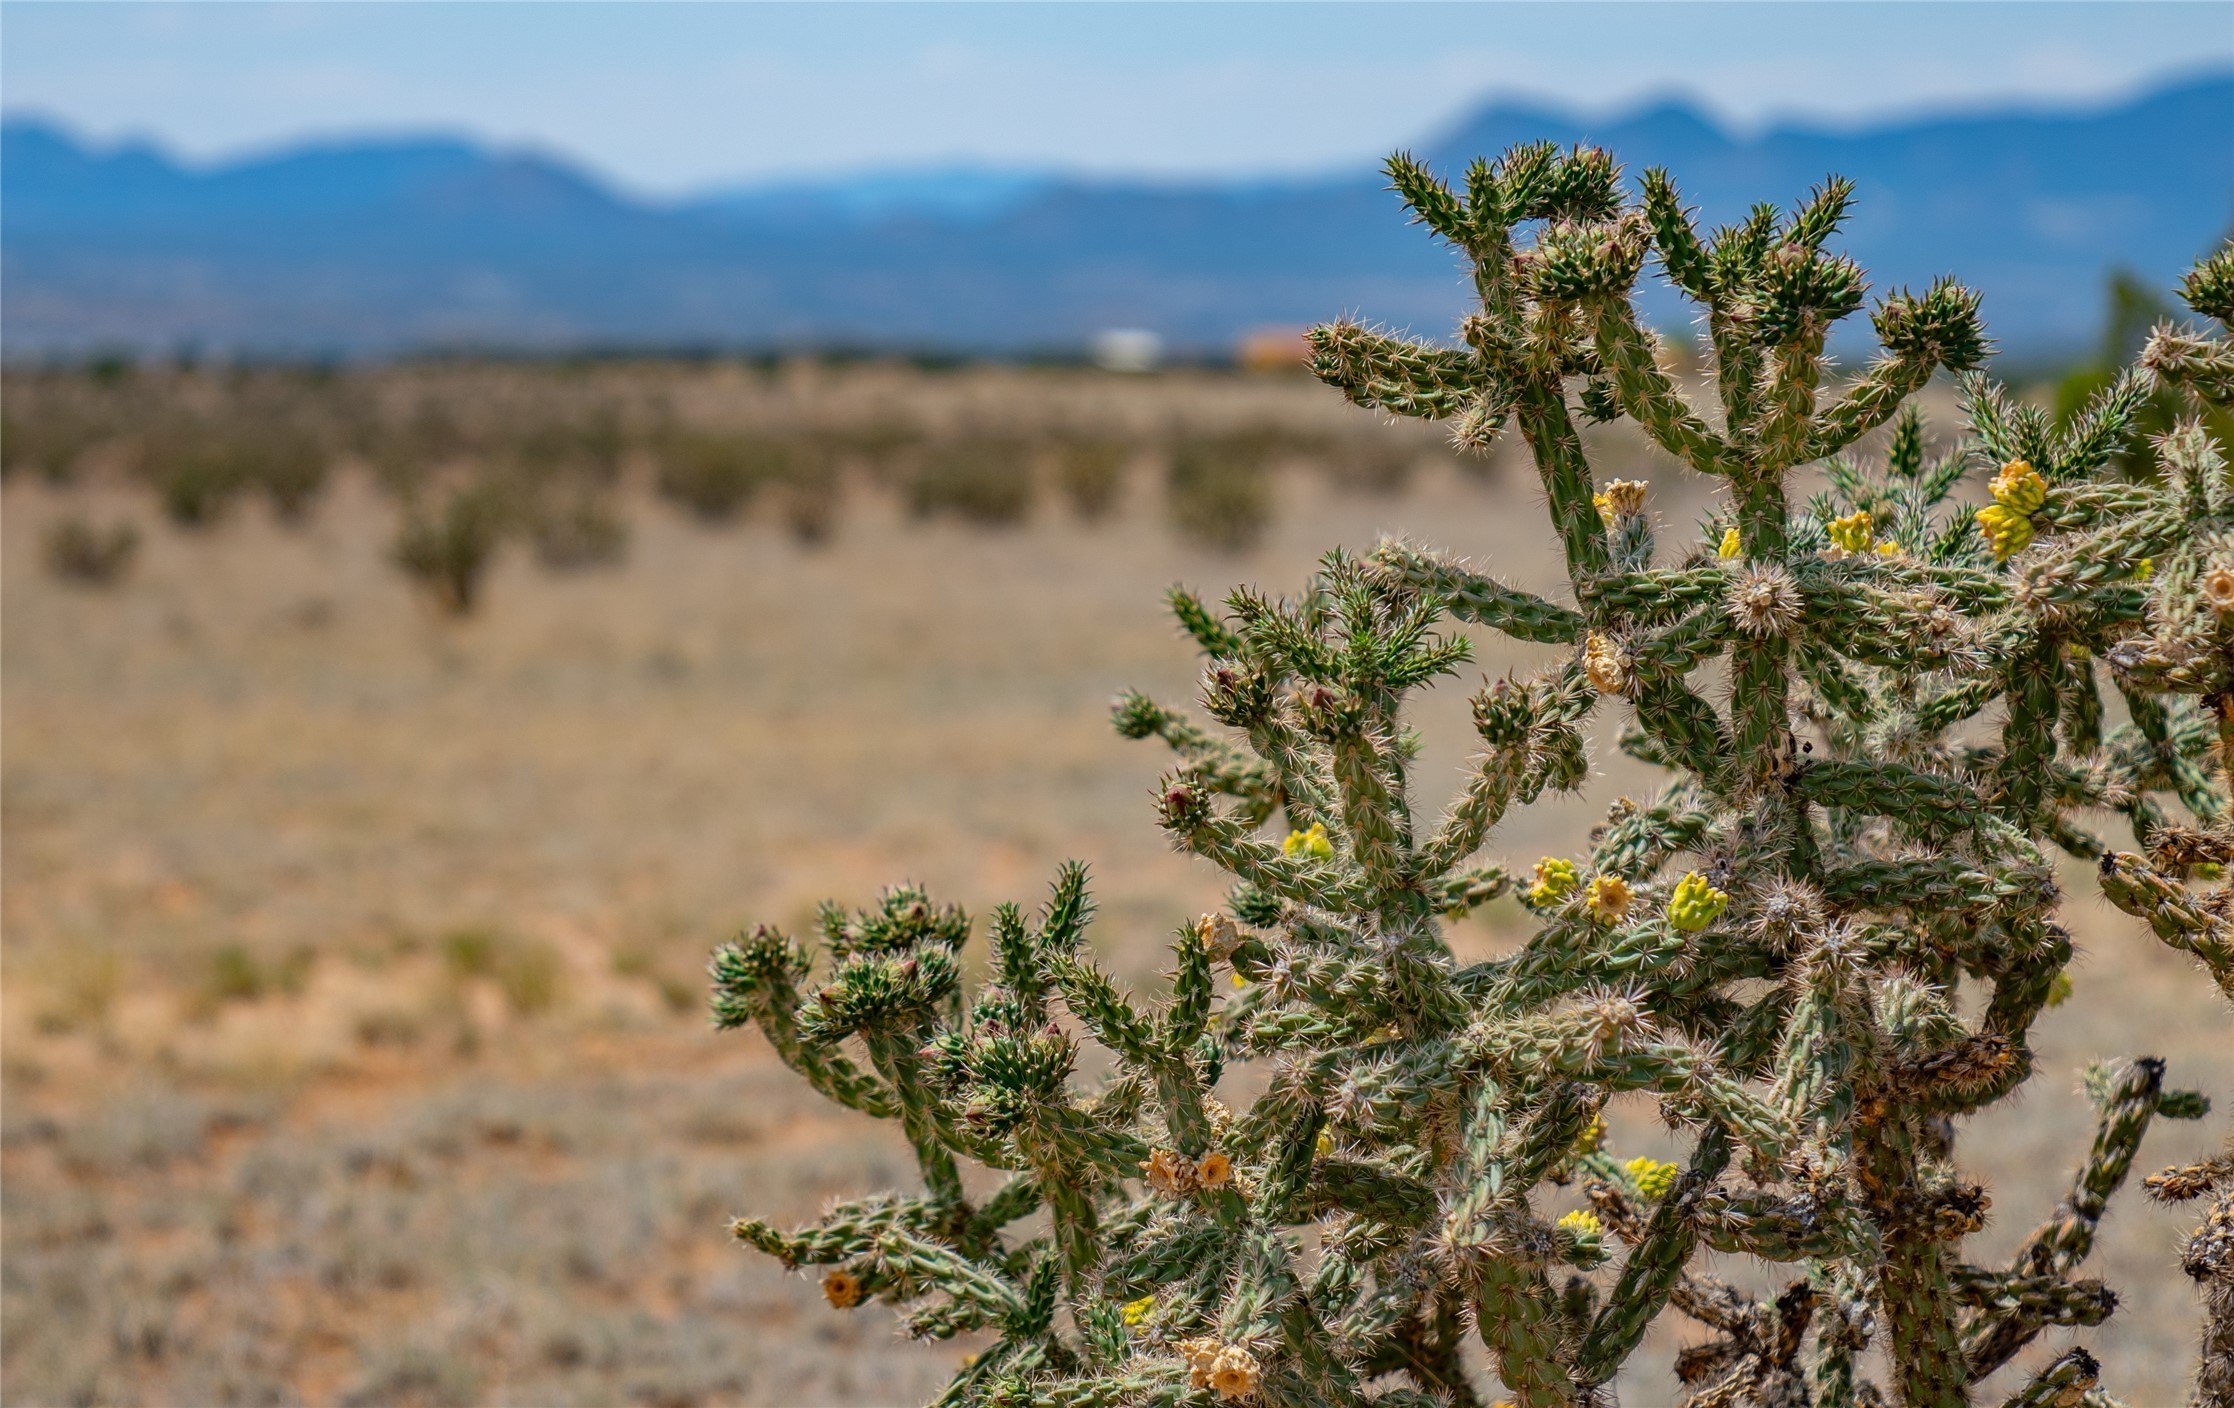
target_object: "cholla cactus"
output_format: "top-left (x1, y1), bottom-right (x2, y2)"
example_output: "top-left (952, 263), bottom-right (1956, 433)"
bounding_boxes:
top-left (2076, 242), bottom-right (2234, 1408)
top-left (713, 148), bottom-right (2227, 1407)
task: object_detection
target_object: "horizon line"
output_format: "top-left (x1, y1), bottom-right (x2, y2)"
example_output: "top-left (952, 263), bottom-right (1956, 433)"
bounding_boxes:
top-left (6, 60), bottom-right (2228, 203)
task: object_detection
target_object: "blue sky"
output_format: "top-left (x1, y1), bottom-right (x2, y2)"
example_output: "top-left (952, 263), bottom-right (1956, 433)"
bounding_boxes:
top-left (4, 2), bottom-right (2230, 195)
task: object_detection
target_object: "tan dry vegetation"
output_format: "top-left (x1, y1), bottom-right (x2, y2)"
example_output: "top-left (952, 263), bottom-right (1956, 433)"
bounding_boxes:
top-left (3, 364), bottom-right (2229, 1406)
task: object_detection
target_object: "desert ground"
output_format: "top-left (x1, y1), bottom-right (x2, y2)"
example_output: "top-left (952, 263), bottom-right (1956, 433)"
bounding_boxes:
top-left (3, 362), bottom-right (2229, 1407)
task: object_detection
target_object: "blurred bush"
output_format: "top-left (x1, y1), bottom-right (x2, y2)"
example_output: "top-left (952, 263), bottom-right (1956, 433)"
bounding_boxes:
top-left (907, 439), bottom-right (1036, 526)
top-left (656, 431), bottom-right (788, 523)
top-left (1167, 432), bottom-right (1274, 551)
top-left (441, 928), bottom-right (564, 1018)
top-left (526, 489), bottom-right (629, 571)
top-left (1054, 438), bottom-right (1128, 521)
top-left (1322, 436), bottom-right (1418, 497)
top-left (393, 480), bottom-right (514, 616)
top-left (41, 514), bottom-right (139, 587)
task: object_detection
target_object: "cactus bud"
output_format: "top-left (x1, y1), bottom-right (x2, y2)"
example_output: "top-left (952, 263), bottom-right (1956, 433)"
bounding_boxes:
top-left (1624, 1156), bottom-right (1680, 1199)
top-left (1282, 822), bottom-right (1336, 861)
top-left (1825, 509), bottom-right (1875, 556)
top-left (1975, 502), bottom-right (2035, 560)
top-left (1989, 459), bottom-right (2048, 513)
top-left (1666, 871), bottom-right (1731, 932)
top-left (1718, 525), bottom-right (1742, 559)
top-left (1529, 856), bottom-right (1582, 904)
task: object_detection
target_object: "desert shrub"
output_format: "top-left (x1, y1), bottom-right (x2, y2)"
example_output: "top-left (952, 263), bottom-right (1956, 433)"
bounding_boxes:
top-left (393, 480), bottom-right (513, 616)
top-left (713, 149), bottom-right (2234, 1407)
top-left (442, 928), bottom-right (564, 1017)
top-left (1321, 436), bottom-right (1418, 496)
top-left (1, 409), bottom-right (103, 484)
top-left (41, 515), bottom-right (140, 586)
top-left (777, 455), bottom-right (845, 545)
top-left (29, 948), bottom-right (120, 1036)
top-left (527, 489), bottom-right (629, 570)
top-left (1167, 433), bottom-right (1274, 551)
top-left (908, 439), bottom-right (1036, 526)
top-left (191, 943), bottom-right (316, 1020)
top-left (656, 431), bottom-right (788, 522)
top-left (1055, 438), bottom-right (1130, 521)
top-left (253, 426), bottom-right (331, 523)
top-left (832, 423), bottom-right (927, 485)
top-left (147, 436), bottom-right (254, 528)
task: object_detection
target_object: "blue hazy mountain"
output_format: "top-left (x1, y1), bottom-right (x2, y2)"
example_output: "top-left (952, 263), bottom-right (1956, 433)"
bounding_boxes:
top-left (4, 71), bottom-right (2229, 359)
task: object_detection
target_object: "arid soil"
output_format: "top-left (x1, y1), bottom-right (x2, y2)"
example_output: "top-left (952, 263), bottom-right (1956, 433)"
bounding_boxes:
top-left (4, 365), bottom-right (2228, 1406)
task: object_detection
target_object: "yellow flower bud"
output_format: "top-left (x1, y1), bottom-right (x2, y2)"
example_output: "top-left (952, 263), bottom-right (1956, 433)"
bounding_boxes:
top-left (1717, 526), bottom-right (1742, 559)
top-left (1826, 509), bottom-right (1874, 555)
top-left (1528, 856), bottom-right (1581, 905)
top-left (1122, 1295), bottom-right (1155, 1328)
top-left (1282, 821), bottom-right (1335, 860)
top-left (1989, 458), bottom-right (2047, 513)
top-left (1666, 871), bottom-right (1731, 932)
top-left (1624, 1155), bottom-right (1680, 1199)
top-left (1975, 503), bottom-right (2034, 561)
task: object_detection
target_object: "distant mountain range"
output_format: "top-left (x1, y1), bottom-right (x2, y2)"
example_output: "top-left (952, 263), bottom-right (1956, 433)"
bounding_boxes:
top-left (4, 72), bottom-right (2230, 360)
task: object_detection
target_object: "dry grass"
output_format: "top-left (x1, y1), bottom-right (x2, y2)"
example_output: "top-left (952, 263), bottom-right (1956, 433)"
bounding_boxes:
top-left (3, 364), bottom-right (2229, 1406)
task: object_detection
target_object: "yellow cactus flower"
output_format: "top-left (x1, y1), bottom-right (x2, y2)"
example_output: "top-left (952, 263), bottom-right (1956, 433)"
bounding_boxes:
top-left (1989, 459), bottom-right (2048, 513)
top-left (2134, 557), bottom-right (2154, 581)
top-left (1975, 503), bottom-right (2034, 561)
top-left (1876, 540), bottom-right (1903, 557)
top-left (1557, 1208), bottom-right (1604, 1239)
top-left (1624, 1155), bottom-right (1680, 1199)
top-left (1528, 856), bottom-right (1581, 905)
top-left (1666, 871), bottom-right (1731, 932)
top-left (1196, 1151), bottom-right (1234, 1190)
top-left (1717, 525), bottom-right (1742, 559)
top-left (1122, 1295), bottom-right (1155, 1328)
top-left (1282, 821), bottom-right (1335, 861)
top-left (1315, 1128), bottom-right (1335, 1157)
top-left (1586, 875), bottom-right (1633, 925)
top-left (1230, 971), bottom-right (1249, 989)
top-left (1826, 509), bottom-right (1874, 555)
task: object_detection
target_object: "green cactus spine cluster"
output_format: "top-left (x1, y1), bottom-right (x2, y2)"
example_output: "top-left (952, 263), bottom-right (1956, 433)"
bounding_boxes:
top-left (713, 147), bottom-right (2234, 1407)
